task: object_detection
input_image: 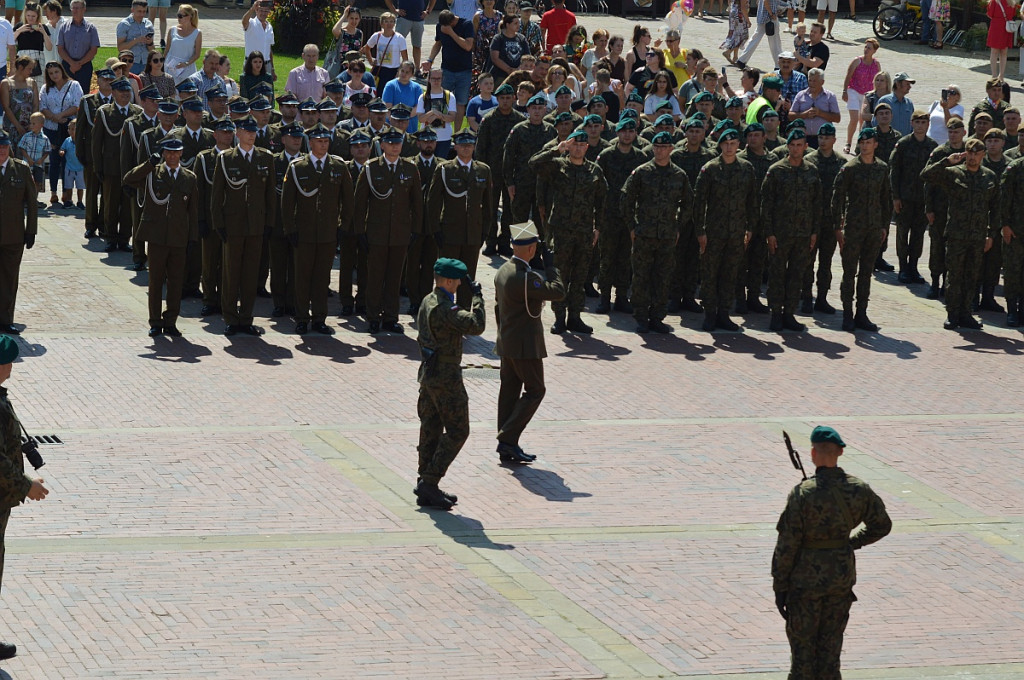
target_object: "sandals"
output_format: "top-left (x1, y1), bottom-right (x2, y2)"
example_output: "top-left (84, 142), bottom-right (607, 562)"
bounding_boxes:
top-left (932, 42), bottom-right (943, 49)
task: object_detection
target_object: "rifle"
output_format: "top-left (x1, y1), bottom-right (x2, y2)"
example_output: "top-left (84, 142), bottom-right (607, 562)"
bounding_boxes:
top-left (783, 430), bottom-right (806, 480)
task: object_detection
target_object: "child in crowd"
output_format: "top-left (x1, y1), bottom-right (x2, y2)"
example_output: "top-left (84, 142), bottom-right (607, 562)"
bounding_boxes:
top-left (18, 111), bottom-right (49, 208)
top-left (793, 23), bottom-right (811, 62)
top-left (515, 81), bottom-right (535, 113)
top-left (467, 72), bottom-right (497, 131)
top-left (60, 118), bottom-right (85, 209)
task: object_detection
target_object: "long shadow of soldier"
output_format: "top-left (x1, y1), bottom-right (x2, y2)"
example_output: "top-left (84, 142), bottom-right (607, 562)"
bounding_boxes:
top-left (12, 338), bottom-right (46, 361)
top-left (780, 332), bottom-right (850, 360)
top-left (0, 667), bottom-right (13, 678)
top-left (554, 333), bottom-right (631, 361)
top-left (855, 333), bottom-right (921, 359)
top-left (369, 333), bottom-right (419, 360)
top-left (139, 336), bottom-right (213, 364)
top-left (713, 334), bottom-right (784, 361)
top-left (419, 509), bottom-right (516, 550)
top-left (293, 335), bottom-right (372, 364)
top-left (223, 337), bottom-right (293, 365)
top-left (640, 334), bottom-right (716, 361)
top-left (953, 330), bottom-right (1024, 355)
top-left (127, 268), bottom-right (148, 287)
top-left (504, 464), bottom-right (592, 502)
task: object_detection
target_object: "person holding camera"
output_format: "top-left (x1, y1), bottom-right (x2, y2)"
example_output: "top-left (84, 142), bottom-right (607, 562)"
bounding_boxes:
top-left (117, 0), bottom-right (153, 76)
top-left (0, 333), bottom-right (50, 661)
top-left (413, 257), bottom-right (485, 511)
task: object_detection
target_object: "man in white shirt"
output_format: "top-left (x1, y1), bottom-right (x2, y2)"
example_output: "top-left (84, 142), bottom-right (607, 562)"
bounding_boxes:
top-left (285, 44), bottom-right (329, 102)
top-left (241, 0), bottom-right (275, 79)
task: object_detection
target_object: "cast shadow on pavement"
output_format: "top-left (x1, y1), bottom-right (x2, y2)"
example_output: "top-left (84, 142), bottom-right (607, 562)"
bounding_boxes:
top-left (293, 336), bottom-right (372, 364)
top-left (855, 333), bottom-right (921, 359)
top-left (953, 331), bottom-right (1024, 355)
top-left (222, 337), bottom-right (294, 365)
top-left (0, 667), bottom-right (13, 679)
top-left (640, 334), bottom-right (716, 361)
top-left (139, 336), bottom-right (213, 364)
top-left (420, 510), bottom-right (516, 550)
top-left (13, 338), bottom-right (46, 361)
top-left (504, 464), bottom-right (593, 503)
top-left (554, 333), bottom-right (631, 361)
top-left (713, 334), bottom-right (784, 360)
top-left (781, 332), bottom-right (850, 360)
top-left (368, 333), bottom-right (419, 360)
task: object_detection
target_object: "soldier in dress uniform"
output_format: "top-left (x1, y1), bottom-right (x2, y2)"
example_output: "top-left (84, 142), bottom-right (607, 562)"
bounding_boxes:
top-left (298, 97), bottom-right (320, 131)
top-left (92, 77), bottom-right (141, 252)
top-left (427, 130), bottom-right (494, 309)
top-left (193, 118), bottom-right (237, 318)
top-left (77, 68), bottom-right (116, 238)
top-left (124, 137), bottom-right (199, 336)
top-left (275, 92), bottom-right (300, 127)
top-left (281, 123), bottom-right (354, 335)
top-left (353, 127), bottom-right (423, 334)
top-left (209, 115), bottom-right (277, 336)
top-left (324, 79), bottom-right (346, 112)
top-left (338, 92), bottom-right (372, 132)
top-left (228, 97), bottom-right (251, 123)
top-left (121, 84), bottom-right (163, 272)
top-left (251, 97), bottom-right (278, 152)
top-left (405, 128), bottom-right (440, 317)
top-left (0, 130), bottom-right (37, 335)
top-left (203, 87), bottom-right (230, 128)
top-left (267, 122), bottom-right (305, 319)
top-left (339, 129), bottom-right (373, 317)
top-left (317, 98), bottom-right (341, 131)
top-left (385, 105), bottom-right (418, 157)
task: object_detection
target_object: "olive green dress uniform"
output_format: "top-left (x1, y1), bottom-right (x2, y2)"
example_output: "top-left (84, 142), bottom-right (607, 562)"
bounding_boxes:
top-left (254, 125), bottom-right (279, 153)
top-left (193, 147), bottom-right (224, 310)
top-left (123, 160), bottom-right (200, 330)
top-left (268, 149), bottom-right (300, 314)
top-left (76, 91), bottom-right (111, 233)
top-left (693, 155), bottom-right (759, 319)
top-left (0, 158), bottom-right (37, 328)
top-left (426, 159), bottom-right (494, 308)
top-left (832, 156), bottom-right (891, 317)
top-left (1001, 157), bottom-right (1024, 319)
top-left (921, 157), bottom-right (1000, 322)
top-left (164, 124), bottom-right (215, 293)
top-left (352, 156), bottom-right (423, 326)
top-left (735, 145), bottom-right (778, 309)
top-left (121, 113), bottom-right (160, 266)
top-left (0, 381), bottom-right (34, 588)
top-left (772, 466), bottom-right (892, 680)
top-left (416, 285), bottom-right (486, 486)
top-left (494, 254), bottom-right (565, 450)
top-left (621, 160), bottom-right (693, 325)
top-left (981, 152), bottom-right (1009, 306)
top-left (92, 101), bottom-right (141, 246)
top-left (596, 143), bottom-right (651, 300)
top-left (762, 156), bottom-right (822, 316)
top-left (210, 145), bottom-right (277, 328)
top-left (502, 119), bottom-right (557, 228)
top-left (405, 154), bottom-right (440, 313)
top-left (888, 133), bottom-right (938, 279)
top-left (528, 147), bottom-right (607, 322)
top-left (281, 153), bottom-right (354, 326)
top-left (339, 159), bottom-right (369, 312)
top-left (329, 126), bottom-right (351, 160)
top-left (669, 144), bottom-right (716, 307)
top-left (924, 138), bottom-right (966, 292)
top-left (476, 107), bottom-right (525, 249)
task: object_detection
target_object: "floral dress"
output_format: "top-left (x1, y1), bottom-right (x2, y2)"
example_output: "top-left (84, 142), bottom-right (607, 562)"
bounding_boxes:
top-left (720, 0), bottom-right (749, 50)
top-left (929, 0), bottom-right (950, 23)
top-left (4, 81), bottom-right (34, 145)
top-left (474, 10), bottom-right (502, 78)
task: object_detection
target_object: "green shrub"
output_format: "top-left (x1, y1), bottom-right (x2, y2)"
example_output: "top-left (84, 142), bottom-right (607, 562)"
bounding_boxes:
top-left (269, 0), bottom-right (342, 56)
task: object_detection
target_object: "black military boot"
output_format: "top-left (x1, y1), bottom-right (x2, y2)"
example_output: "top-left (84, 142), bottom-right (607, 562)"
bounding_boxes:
top-left (854, 309), bottom-right (879, 332)
top-left (584, 282), bottom-right (600, 298)
top-left (747, 293), bottom-right (769, 313)
top-left (635, 319), bottom-right (650, 334)
top-left (716, 309), bottom-right (740, 332)
top-left (782, 311), bottom-right (806, 332)
top-left (0, 641), bottom-right (15, 660)
top-left (874, 255), bottom-right (895, 272)
top-left (681, 297), bottom-right (703, 313)
top-left (980, 287), bottom-right (1005, 312)
top-left (701, 309), bottom-right (717, 332)
top-left (897, 257), bottom-right (910, 283)
top-left (959, 313), bottom-right (983, 330)
top-left (908, 259), bottom-right (926, 283)
top-left (551, 309), bottom-right (567, 334)
top-left (649, 318), bottom-right (672, 333)
top-left (734, 291), bottom-right (748, 314)
top-left (613, 289), bottom-right (633, 313)
top-left (482, 240), bottom-right (498, 256)
top-left (416, 482), bottom-right (454, 510)
top-left (926, 277), bottom-right (941, 300)
top-left (814, 291), bottom-right (836, 314)
top-left (799, 297), bottom-right (814, 314)
top-left (595, 292), bottom-right (612, 314)
top-left (1006, 298), bottom-right (1021, 327)
top-left (566, 313), bottom-right (593, 334)
top-left (769, 312), bottom-right (784, 332)
top-left (943, 313), bottom-right (959, 330)
top-left (842, 307), bottom-right (856, 332)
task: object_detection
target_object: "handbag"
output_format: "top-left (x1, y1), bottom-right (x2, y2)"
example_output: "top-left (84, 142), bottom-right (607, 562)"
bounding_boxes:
top-left (324, 38), bottom-right (342, 79)
top-left (370, 32), bottom-right (396, 79)
top-left (765, 19), bottom-right (775, 36)
top-left (17, 49), bottom-right (44, 77)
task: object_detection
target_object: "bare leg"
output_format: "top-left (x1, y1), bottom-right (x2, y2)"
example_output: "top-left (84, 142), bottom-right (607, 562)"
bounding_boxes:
top-left (846, 109), bottom-right (859, 150)
top-left (828, 11), bottom-right (836, 35)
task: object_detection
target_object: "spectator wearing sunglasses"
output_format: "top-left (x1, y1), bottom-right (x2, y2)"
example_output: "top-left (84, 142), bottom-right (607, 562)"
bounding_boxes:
top-left (140, 49), bottom-right (175, 98)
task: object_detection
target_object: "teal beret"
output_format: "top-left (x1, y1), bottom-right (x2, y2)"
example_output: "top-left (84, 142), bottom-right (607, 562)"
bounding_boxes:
top-left (654, 99), bottom-right (673, 111)
top-left (555, 84), bottom-right (572, 97)
top-left (763, 75), bottom-right (784, 90)
top-left (717, 128), bottom-right (740, 144)
top-left (433, 257), bottom-right (468, 279)
top-left (690, 111), bottom-right (707, 121)
top-left (527, 93), bottom-right (548, 107)
top-left (620, 108), bottom-right (639, 120)
top-left (858, 126), bottom-right (877, 141)
top-left (554, 111), bottom-right (574, 123)
top-left (744, 122), bottom-right (765, 136)
top-left (494, 83), bottom-right (515, 96)
top-left (615, 118), bottom-right (637, 132)
top-left (725, 96), bottom-right (743, 108)
top-left (693, 91), bottom-right (714, 103)
top-left (0, 335), bottom-right (18, 364)
top-left (655, 113), bottom-right (675, 127)
top-left (583, 113), bottom-right (602, 126)
top-left (787, 128), bottom-right (806, 142)
top-left (761, 108), bottom-right (780, 119)
top-left (567, 128), bottom-right (588, 142)
top-left (788, 118), bottom-right (806, 130)
top-left (626, 92), bottom-right (644, 105)
top-left (713, 119), bottom-right (736, 134)
top-left (810, 425), bottom-right (846, 447)
top-left (651, 131), bottom-right (674, 145)
top-left (819, 122), bottom-right (837, 136)
top-left (683, 118), bottom-right (705, 131)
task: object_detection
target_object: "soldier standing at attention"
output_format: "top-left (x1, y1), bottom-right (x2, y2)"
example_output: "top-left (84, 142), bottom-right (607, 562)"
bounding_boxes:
top-left (772, 426), bottom-right (892, 680)
top-left (1000, 152), bottom-right (1024, 325)
top-left (405, 129), bottom-right (440, 318)
top-left (353, 128), bottom-right (423, 335)
top-left (281, 123), bottom-right (354, 335)
top-left (267, 122), bottom-right (305, 320)
top-left (529, 128), bottom-right (607, 335)
top-left (620, 131), bottom-right (693, 334)
top-left (121, 84), bottom-right (162, 272)
top-left (763, 129), bottom-right (821, 333)
top-left (339, 130), bottom-right (373, 318)
top-left (832, 127), bottom-right (892, 333)
top-left (735, 122), bottom-right (777, 315)
top-left (693, 125), bottom-right (758, 333)
top-left (668, 118), bottom-right (716, 315)
top-left (210, 115), bottom-right (276, 337)
top-left (493, 221), bottom-right (565, 464)
top-left (476, 82), bottom-right (524, 256)
top-left (0, 131), bottom-right (38, 336)
top-left (92, 77), bottom-right (141, 252)
top-left (427, 130), bottom-right (494, 309)
top-left (979, 128), bottom-right (1009, 313)
top-left (802, 122), bottom-right (845, 315)
top-left (193, 118), bottom-right (237, 319)
top-left (922, 137), bottom-right (1000, 330)
top-left (924, 117), bottom-right (967, 300)
top-left (77, 68), bottom-right (116, 239)
top-left (502, 93), bottom-right (556, 229)
top-left (124, 138), bottom-right (199, 337)
top-left (595, 118), bottom-right (650, 315)
top-left (888, 110), bottom-right (937, 286)
top-left (414, 257), bottom-right (486, 511)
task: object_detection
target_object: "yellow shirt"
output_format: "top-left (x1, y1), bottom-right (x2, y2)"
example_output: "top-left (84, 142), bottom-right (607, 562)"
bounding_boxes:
top-left (662, 47), bottom-right (689, 86)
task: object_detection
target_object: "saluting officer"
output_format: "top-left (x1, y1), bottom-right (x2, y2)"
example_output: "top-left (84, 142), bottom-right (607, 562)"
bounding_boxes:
top-left (193, 118), bottom-right (237, 318)
top-left (0, 130), bottom-right (38, 336)
top-left (124, 137), bottom-right (199, 337)
top-left (281, 123), bottom-right (355, 335)
top-left (92, 76), bottom-right (141, 252)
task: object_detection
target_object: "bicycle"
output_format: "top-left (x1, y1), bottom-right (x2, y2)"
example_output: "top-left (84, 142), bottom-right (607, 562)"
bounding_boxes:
top-left (873, 0), bottom-right (922, 41)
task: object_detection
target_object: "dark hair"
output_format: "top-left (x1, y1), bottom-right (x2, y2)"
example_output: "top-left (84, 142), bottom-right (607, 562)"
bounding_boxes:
top-left (688, 48), bottom-right (703, 61)
top-left (499, 13), bottom-right (518, 29)
top-left (14, 55), bottom-right (34, 71)
top-left (43, 0), bottom-right (61, 16)
top-left (631, 24), bottom-right (649, 46)
top-left (594, 58), bottom-right (612, 72)
top-left (742, 66), bottom-right (760, 86)
top-left (244, 50), bottom-right (266, 76)
top-left (651, 69), bottom-right (673, 95)
top-left (144, 50), bottom-right (164, 75)
top-left (438, 9), bottom-right (456, 26)
top-left (551, 56), bottom-right (571, 73)
top-left (43, 60), bottom-right (69, 90)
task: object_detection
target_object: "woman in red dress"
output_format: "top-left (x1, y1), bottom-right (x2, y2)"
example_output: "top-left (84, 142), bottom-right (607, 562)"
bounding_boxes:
top-left (987, 0), bottom-right (1015, 83)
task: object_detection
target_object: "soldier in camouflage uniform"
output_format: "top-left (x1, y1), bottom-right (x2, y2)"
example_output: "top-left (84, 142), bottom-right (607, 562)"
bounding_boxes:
top-left (924, 117), bottom-right (967, 299)
top-left (414, 257), bottom-right (486, 511)
top-left (621, 131), bottom-right (693, 334)
top-left (802, 123), bottom-right (845, 315)
top-left (529, 128), bottom-right (607, 335)
top-left (979, 128), bottom-right (1008, 313)
top-left (640, 113), bottom-right (684, 145)
top-left (595, 118), bottom-right (651, 315)
top-left (735, 122), bottom-right (777, 314)
top-left (503, 93), bottom-right (557, 233)
top-left (1000, 153), bottom-right (1024, 325)
top-left (693, 125), bottom-right (758, 332)
top-left (971, 111), bottom-right (994, 141)
top-left (476, 83), bottom-right (525, 256)
top-left (968, 78), bottom-right (1009, 135)
top-left (763, 129), bottom-right (821, 333)
top-left (921, 138), bottom-right (1000, 330)
top-left (888, 111), bottom-right (937, 285)
top-left (582, 114), bottom-right (611, 163)
top-left (833, 127), bottom-right (892, 333)
top-left (772, 425), bottom-right (892, 680)
top-left (669, 118), bottom-right (716, 314)
top-left (868, 103), bottom-right (901, 163)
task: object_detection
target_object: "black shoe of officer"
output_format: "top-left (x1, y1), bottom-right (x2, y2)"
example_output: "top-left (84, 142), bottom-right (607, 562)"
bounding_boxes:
top-left (926, 283), bottom-right (940, 299)
top-left (595, 293), bottom-right (612, 314)
top-left (958, 314), bottom-right (983, 330)
top-left (0, 641), bottom-right (16, 660)
top-left (716, 310), bottom-right (740, 332)
top-left (746, 294), bottom-right (769, 313)
top-left (497, 242), bottom-right (513, 257)
top-left (382, 321), bottom-right (404, 334)
top-left (666, 298), bottom-right (681, 313)
top-left (415, 478), bottom-right (457, 504)
top-left (769, 312), bottom-right (784, 332)
top-left (635, 320), bottom-right (650, 334)
top-left (313, 322), bottom-right (334, 335)
top-left (701, 310), bottom-right (717, 332)
top-left (551, 310), bottom-right (567, 334)
top-left (584, 283), bottom-right (600, 298)
top-left (799, 298), bottom-right (814, 314)
top-left (979, 296), bottom-right (1005, 313)
top-left (874, 256), bottom-right (895, 272)
top-left (897, 270), bottom-right (912, 284)
top-left (854, 312), bottom-right (879, 332)
top-left (613, 293), bottom-right (633, 314)
top-left (163, 326), bottom-right (182, 337)
top-left (734, 296), bottom-right (748, 314)
top-left (295, 321), bottom-right (308, 335)
top-left (943, 314), bottom-right (959, 330)
top-left (1007, 310), bottom-right (1021, 327)
top-left (340, 305), bottom-right (354, 317)
top-left (482, 241), bottom-right (498, 256)
top-left (842, 311), bottom-right (856, 332)
top-left (415, 482), bottom-right (454, 510)
top-left (368, 320), bottom-right (381, 334)
top-left (566, 314), bottom-right (593, 334)
top-left (680, 297), bottom-right (703, 313)
top-left (649, 318), bottom-right (672, 333)
top-left (814, 296), bottom-right (836, 314)
top-left (782, 313), bottom-right (806, 332)
top-left (497, 441), bottom-right (535, 463)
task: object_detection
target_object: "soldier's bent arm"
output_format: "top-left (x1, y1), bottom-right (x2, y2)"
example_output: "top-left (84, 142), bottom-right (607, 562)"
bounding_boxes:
top-left (528, 147), bottom-right (562, 178)
top-left (849, 490), bottom-right (891, 550)
top-left (620, 172), bottom-right (639, 227)
top-left (123, 159), bottom-right (155, 189)
top-left (529, 266), bottom-right (567, 302)
top-left (439, 291), bottom-right (487, 336)
top-left (921, 157), bottom-right (953, 187)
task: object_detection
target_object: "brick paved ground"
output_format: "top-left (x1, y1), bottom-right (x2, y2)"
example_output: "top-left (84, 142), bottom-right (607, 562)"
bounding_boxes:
top-left (0, 8), bottom-right (1021, 680)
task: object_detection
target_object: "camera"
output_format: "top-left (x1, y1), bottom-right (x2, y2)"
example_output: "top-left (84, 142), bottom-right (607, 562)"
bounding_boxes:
top-left (941, 88), bottom-right (950, 101)
top-left (22, 439), bottom-right (44, 470)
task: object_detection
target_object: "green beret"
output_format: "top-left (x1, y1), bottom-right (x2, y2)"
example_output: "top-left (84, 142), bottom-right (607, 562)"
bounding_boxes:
top-left (762, 75), bottom-right (784, 90)
top-left (626, 92), bottom-right (644, 105)
top-left (620, 108), bottom-right (639, 120)
top-left (651, 131), bottom-right (675, 145)
top-left (744, 122), bottom-right (764, 136)
top-left (788, 118), bottom-right (806, 130)
top-left (554, 84), bottom-right (572, 97)
top-left (818, 122), bottom-right (837, 136)
top-left (0, 335), bottom-right (18, 364)
top-left (494, 83), bottom-right (515, 96)
top-left (713, 119), bottom-right (736, 135)
top-left (567, 128), bottom-right (588, 142)
top-left (858, 126), bottom-right (876, 141)
top-left (583, 113), bottom-right (603, 126)
top-left (787, 128), bottom-right (806, 143)
top-left (946, 116), bottom-right (965, 130)
top-left (690, 111), bottom-right (707, 121)
top-left (684, 118), bottom-right (705, 131)
top-left (554, 110), bottom-right (574, 124)
top-left (655, 113), bottom-right (675, 127)
top-left (810, 425), bottom-right (845, 447)
top-left (527, 93), bottom-right (548, 107)
top-left (654, 99), bottom-right (673, 111)
top-left (615, 118), bottom-right (638, 132)
top-left (761, 108), bottom-right (780, 119)
top-left (717, 128), bottom-right (740, 144)
top-left (725, 96), bottom-right (743, 109)
top-left (433, 257), bottom-right (468, 279)
top-left (693, 91), bottom-right (714, 103)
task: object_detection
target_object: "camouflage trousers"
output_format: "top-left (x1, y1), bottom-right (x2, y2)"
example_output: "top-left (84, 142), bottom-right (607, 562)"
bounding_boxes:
top-left (700, 232), bottom-right (745, 314)
top-left (803, 223), bottom-right (838, 301)
top-left (599, 219), bottom-right (633, 294)
top-left (1004, 236), bottom-right (1024, 302)
top-left (737, 225), bottom-right (767, 302)
top-left (840, 229), bottom-right (885, 313)
top-left (785, 592), bottom-right (855, 680)
top-left (981, 237), bottom-right (1002, 293)
top-left (767, 236), bottom-right (812, 314)
top-left (510, 185), bottom-right (541, 236)
top-left (631, 235), bottom-right (675, 323)
top-left (550, 227), bottom-right (594, 316)
top-left (669, 222), bottom-right (700, 302)
top-left (895, 200), bottom-right (928, 269)
top-left (945, 237), bottom-right (984, 317)
top-left (486, 182), bottom-right (513, 248)
top-left (417, 371), bottom-right (470, 486)
top-left (928, 214), bottom-right (948, 282)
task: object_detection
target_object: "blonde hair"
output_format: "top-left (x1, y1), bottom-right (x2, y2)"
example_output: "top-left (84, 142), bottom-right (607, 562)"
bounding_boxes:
top-left (380, 11), bottom-right (396, 23)
top-left (29, 111), bottom-right (45, 123)
top-left (178, 4), bottom-right (198, 28)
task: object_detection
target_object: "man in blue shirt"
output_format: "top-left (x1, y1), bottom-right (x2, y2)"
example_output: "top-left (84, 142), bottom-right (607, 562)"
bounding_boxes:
top-left (876, 72), bottom-right (915, 136)
top-left (423, 9), bottom-right (474, 131)
top-left (386, 0), bottom-right (435, 68)
top-left (116, 0), bottom-right (154, 75)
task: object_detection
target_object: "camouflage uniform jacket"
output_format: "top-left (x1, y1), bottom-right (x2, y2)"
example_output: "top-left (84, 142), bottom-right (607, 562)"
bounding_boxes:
top-left (596, 144), bottom-right (652, 216)
top-left (502, 120), bottom-right (557, 188)
top-left (693, 156), bottom-right (758, 238)
top-left (983, 153), bottom-right (1008, 180)
top-left (528, 148), bottom-right (607, 234)
top-left (888, 133), bottom-right (938, 203)
top-left (670, 144), bottom-right (717, 188)
top-left (0, 387), bottom-right (30, 510)
top-left (416, 287), bottom-right (486, 386)
top-left (968, 98), bottom-right (1008, 135)
top-left (620, 160), bottom-right (693, 240)
top-left (805, 148), bottom-right (846, 225)
top-left (476, 107), bottom-right (525, 182)
top-left (873, 126), bottom-right (901, 163)
top-left (831, 156), bottom-right (892, 233)
top-left (1001, 157), bottom-right (1024, 232)
top-left (772, 466), bottom-right (892, 597)
top-left (922, 159), bottom-right (1000, 241)
top-left (923, 140), bottom-right (965, 219)
top-left (761, 157), bottom-right (821, 241)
